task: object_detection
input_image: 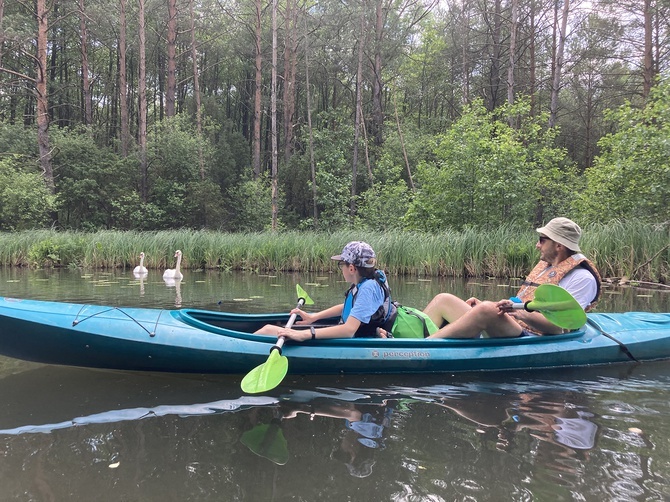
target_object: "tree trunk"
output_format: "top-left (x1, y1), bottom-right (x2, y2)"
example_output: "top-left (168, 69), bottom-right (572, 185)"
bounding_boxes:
top-left (507, 0), bottom-right (518, 108)
top-left (653, 0), bottom-right (660, 84)
top-left (79, 0), bottom-right (92, 126)
top-left (529, 0), bottom-right (537, 116)
top-left (360, 102), bottom-right (373, 184)
top-left (252, 0), bottom-right (263, 179)
top-left (189, 0), bottom-right (204, 180)
top-left (271, 0), bottom-right (278, 230)
top-left (461, 4), bottom-right (470, 104)
top-left (549, 0), bottom-right (569, 128)
top-left (642, 0), bottom-right (653, 99)
top-left (351, 9), bottom-right (366, 219)
top-left (119, 0), bottom-right (130, 157)
top-left (0, 0), bottom-right (4, 69)
top-left (393, 92), bottom-right (414, 190)
top-left (304, 17), bottom-right (318, 229)
top-left (138, 0), bottom-right (148, 202)
top-left (371, 0), bottom-right (384, 146)
top-left (584, 75), bottom-right (593, 169)
top-left (487, 0), bottom-right (503, 111)
top-left (283, 0), bottom-right (298, 164)
top-left (166, 0), bottom-right (177, 117)
top-left (36, 0), bottom-right (55, 197)
top-left (48, 2), bottom-right (60, 126)
top-left (107, 50), bottom-right (115, 142)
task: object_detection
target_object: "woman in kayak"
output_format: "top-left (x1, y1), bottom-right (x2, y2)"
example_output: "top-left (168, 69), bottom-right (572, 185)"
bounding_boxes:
top-left (255, 241), bottom-right (396, 341)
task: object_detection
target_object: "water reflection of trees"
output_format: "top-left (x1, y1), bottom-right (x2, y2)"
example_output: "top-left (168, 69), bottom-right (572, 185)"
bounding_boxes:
top-left (1, 366), bottom-right (670, 500)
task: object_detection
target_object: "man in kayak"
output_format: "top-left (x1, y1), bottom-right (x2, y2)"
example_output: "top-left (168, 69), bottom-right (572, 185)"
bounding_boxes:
top-left (255, 241), bottom-right (396, 340)
top-left (425, 217), bottom-right (601, 338)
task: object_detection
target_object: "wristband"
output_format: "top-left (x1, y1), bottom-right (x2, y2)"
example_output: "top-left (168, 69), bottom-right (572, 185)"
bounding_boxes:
top-left (310, 326), bottom-right (316, 340)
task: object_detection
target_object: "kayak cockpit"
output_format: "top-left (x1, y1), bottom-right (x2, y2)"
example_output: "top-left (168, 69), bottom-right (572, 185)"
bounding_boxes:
top-left (175, 309), bottom-right (340, 338)
top-left (174, 308), bottom-right (588, 346)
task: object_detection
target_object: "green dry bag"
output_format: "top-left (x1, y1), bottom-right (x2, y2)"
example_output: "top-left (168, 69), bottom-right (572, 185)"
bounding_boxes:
top-left (390, 305), bottom-right (439, 338)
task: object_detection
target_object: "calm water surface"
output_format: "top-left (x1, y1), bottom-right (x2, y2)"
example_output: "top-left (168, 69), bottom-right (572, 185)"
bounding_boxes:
top-left (0, 268), bottom-right (669, 501)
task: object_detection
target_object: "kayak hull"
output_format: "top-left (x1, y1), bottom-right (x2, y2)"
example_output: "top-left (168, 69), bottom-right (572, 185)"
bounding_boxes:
top-left (1, 297), bottom-right (669, 374)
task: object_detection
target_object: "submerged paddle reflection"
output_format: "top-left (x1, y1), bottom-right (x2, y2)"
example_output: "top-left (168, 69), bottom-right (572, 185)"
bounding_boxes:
top-left (240, 396), bottom-right (397, 475)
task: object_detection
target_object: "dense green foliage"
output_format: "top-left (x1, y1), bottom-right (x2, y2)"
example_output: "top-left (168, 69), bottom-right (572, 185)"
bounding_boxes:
top-left (1, 0), bottom-right (668, 234)
top-left (576, 82), bottom-right (670, 224)
top-left (0, 158), bottom-right (58, 231)
top-left (1, 83), bottom-right (668, 233)
top-left (405, 100), bottom-right (578, 231)
top-left (0, 222), bottom-right (667, 283)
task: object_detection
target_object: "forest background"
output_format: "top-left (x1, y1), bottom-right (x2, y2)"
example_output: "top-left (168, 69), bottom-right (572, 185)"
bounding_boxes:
top-left (0, 0), bottom-right (668, 281)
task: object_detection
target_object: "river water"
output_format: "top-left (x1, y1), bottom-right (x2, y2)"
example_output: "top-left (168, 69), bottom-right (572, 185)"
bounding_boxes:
top-left (0, 268), bottom-right (669, 501)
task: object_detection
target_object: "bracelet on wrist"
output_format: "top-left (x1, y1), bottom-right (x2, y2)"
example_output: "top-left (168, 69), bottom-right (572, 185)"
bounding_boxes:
top-left (310, 326), bottom-right (316, 340)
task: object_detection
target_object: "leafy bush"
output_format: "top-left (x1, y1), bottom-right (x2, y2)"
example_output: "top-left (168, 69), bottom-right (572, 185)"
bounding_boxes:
top-left (50, 128), bottom-right (137, 229)
top-left (575, 78), bottom-right (670, 223)
top-left (27, 235), bottom-right (86, 267)
top-left (224, 177), bottom-right (278, 231)
top-left (0, 158), bottom-right (57, 231)
top-left (404, 99), bottom-right (577, 231)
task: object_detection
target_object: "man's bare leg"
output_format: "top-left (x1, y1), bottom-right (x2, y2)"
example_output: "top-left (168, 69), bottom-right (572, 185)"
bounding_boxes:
top-left (423, 293), bottom-right (473, 327)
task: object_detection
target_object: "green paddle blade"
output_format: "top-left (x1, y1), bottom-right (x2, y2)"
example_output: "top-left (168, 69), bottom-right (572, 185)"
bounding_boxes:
top-left (240, 421), bottom-right (289, 465)
top-left (296, 284), bottom-right (314, 305)
top-left (241, 349), bottom-right (289, 394)
top-left (527, 284), bottom-right (587, 330)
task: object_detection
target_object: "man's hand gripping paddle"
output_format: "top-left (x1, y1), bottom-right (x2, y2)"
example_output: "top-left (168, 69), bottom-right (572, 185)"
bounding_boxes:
top-left (512, 284), bottom-right (587, 330)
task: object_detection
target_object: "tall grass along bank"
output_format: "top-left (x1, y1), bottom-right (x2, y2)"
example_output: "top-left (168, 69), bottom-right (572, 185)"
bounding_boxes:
top-left (0, 222), bottom-right (667, 283)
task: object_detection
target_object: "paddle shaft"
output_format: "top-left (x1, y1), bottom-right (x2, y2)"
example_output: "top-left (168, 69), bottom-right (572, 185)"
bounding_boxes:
top-left (512, 300), bottom-right (577, 313)
top-left (271, 297), bottom-right (305, 354)
top-left (240, 286), bottom-right (314, 394)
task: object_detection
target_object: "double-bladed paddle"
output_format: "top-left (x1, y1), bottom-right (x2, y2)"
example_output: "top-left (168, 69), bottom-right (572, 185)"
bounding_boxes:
top-left (511, 283), bottom-right (587, 330)
top-left (241, 284), bottom-right (314, 394)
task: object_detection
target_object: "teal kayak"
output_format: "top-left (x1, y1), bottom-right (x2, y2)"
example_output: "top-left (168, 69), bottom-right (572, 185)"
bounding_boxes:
top-left (0, 296), bottom-right (669, 374)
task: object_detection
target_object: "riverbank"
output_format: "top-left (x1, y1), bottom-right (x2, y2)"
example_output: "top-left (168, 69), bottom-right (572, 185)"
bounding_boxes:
top-left (0, 222), bottom-right (667, 283)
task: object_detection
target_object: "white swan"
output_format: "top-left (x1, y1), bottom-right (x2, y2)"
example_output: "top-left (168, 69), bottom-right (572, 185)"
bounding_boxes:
top-left (133, 252), bottom-right (148, 276)
top-left (163, 250), bottom-right (183, 280)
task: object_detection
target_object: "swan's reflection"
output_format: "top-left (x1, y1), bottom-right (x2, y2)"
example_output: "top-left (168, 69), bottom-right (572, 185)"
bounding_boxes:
top-left (163, 277), bottom-right (182, 307)
top-left (133, 273), bottom-right (146, 296)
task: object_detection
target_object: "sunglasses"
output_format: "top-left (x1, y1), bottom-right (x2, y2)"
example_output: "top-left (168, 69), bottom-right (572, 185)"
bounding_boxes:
top-left (538, 236), bottom-right (552, 244)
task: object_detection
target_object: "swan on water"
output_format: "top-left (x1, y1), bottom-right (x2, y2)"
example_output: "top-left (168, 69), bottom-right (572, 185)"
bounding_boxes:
top-left (163, 250), bottom-right (183, 280)
top-left (133, 252), bottom-right (148, 276)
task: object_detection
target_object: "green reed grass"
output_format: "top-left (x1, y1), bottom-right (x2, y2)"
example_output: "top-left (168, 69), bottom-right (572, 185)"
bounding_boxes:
top-left (0, 221), bottom-right (667, 282)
